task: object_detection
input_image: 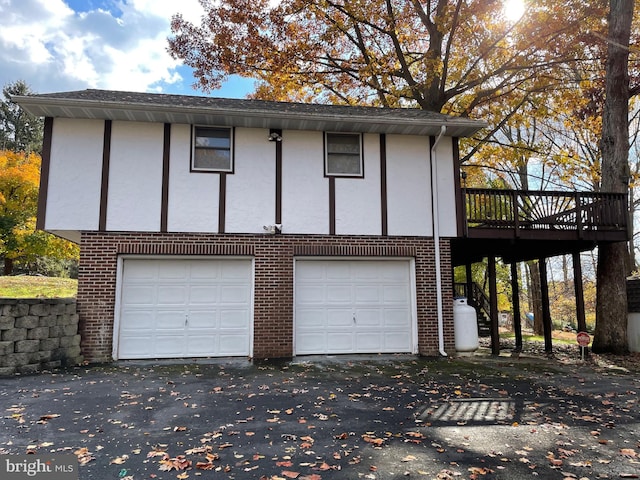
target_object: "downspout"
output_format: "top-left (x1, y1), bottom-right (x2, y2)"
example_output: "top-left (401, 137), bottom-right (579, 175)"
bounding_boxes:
top-left (431, 125), bottom-right (448, 357)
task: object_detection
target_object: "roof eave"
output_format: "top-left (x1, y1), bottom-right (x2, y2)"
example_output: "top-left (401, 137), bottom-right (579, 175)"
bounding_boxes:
top-left (12, 95), bottom-right (488, 137)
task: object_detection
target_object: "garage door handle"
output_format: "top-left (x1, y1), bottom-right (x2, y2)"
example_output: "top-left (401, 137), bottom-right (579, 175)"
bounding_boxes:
top-left (185, 314), bottom-right (189, 326)
top-left (353, 313), bottom-right (356, 324)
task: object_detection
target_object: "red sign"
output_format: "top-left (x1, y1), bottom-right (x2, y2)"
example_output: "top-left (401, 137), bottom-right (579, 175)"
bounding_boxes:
top-left (576, 331), bottom-right (591, 347)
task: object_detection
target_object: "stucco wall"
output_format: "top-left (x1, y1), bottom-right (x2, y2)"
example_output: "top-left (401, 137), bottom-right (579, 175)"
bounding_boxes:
top-left (44, 119), bottom-right (459, 239)
top-left (0, 298), bottom-right (83, 375)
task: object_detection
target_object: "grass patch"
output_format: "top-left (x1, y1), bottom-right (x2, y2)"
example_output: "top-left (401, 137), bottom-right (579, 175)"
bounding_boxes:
top-left (500, 332), bottom-right (576, 345)
top-left (0, 276), bottom-right (77, 298)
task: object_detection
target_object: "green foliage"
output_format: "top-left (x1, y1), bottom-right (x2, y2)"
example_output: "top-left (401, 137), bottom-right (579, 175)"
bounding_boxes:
top-left (0, 80), bottom-right (43, 153)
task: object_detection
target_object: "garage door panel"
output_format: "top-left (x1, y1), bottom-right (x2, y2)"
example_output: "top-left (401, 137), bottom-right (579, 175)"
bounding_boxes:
top-left (296, 309), bottom-right (324, 328)
top-left (219, 335), bottom-right (252, 355)
top-left (158, 261), bottom-right (189, 279)
top-left (383, 285), bottom-right (409, 302)
top-left (156, 335), bottom-right (186, 355)
top-left (157, 285), bottom-right (188, 304)
top-left (295, 259), bottom-right (414, 355)
top-left (327, 286), bottom-right (351, 302)
top-left (296, 335), bottom-right (325, 354)
top-left (384, 309), bottom-right (411, 326)
top-left (384, 332), bottom-right (412, 350)
top-left (356, 332), bottom-right (382, 351)
top-left (221, 285), bottom-right (251, 303)
top-left (220, 309), bottom-right (250, 328)
top-left (355, 309), bottom-right (381, 326)
top-left (326, 264), bottom-right (350, 279)
top-left (355, 285), bottom-right (380, 303)
top-left (297, 285), bottom-right (324, 303)
top-left (118, 258), bottom-right (252, 359)
top-left (187, 310), bottom-right (217, 328)
top-left (122, 286), bottom-right (155, 304)
top-left (327, 332), bottom-right (354, 351)
top-left (327, 309), bottom-right (353, 326)
top-left (156, 310), bottom-right (187, 329)
top-left (220, 261), bottom-right (251, 278)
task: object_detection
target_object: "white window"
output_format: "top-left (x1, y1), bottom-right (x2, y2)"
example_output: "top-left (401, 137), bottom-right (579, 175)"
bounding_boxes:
top-left (325, 132), bottom-right (363, 177)
top-left (193, 126), bottom-right (233, 172)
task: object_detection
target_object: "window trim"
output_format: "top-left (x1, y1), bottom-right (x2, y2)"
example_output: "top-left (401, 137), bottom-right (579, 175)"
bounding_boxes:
top-left (324, 132), bottom-right (364, 178)
top-left (191, 125), bottom-right (234, 173)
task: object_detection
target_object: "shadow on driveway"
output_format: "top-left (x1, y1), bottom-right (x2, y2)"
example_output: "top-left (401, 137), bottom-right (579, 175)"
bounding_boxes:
top-left (1, 354), bottom-right (639, 480)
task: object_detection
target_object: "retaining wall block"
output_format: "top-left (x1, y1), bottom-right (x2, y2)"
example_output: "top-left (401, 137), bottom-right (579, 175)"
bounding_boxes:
top-left (1, 353), bottom-right (30, 368)
top-left (15, 340), bottom-right (40, 353)
top-left (0, 316), bottom-right (15, 330)
top-left (29, 304), bottom-right (51, 316)
top-left (59, 335), bottom-right (80, 348)
top-left (2, 328), bottom-right (27, 342)
top-left (39, 315), bottom-right (59, 328)
top-left (0, 341), bottom-right (14, 355)
top-left (15, 316), bottom-right (40, 329)
top-left (27, 327), bottom-right (50, 340)
top-left (40, 338), bottom-right (61, 351)
top-left (2, 303), bottom-right (29, 317)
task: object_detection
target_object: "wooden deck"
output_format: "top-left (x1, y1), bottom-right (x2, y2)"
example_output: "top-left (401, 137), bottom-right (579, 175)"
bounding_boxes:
top-left (463, 188), bottom-right (628, 241)
top-left (452, 188), bottom-right (629, 266)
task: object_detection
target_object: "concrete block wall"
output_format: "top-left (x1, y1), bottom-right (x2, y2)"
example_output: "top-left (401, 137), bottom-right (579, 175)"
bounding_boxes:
top-left (0, 298), bottom-right (83, 375)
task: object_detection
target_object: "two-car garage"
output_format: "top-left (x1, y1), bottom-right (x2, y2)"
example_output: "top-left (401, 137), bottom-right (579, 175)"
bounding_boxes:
top-left (114, 257), bottom-right (416, 359)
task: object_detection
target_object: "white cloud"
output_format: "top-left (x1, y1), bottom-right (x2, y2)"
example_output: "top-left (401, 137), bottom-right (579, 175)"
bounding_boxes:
top-left (0, 0), bottom-right (205, 94)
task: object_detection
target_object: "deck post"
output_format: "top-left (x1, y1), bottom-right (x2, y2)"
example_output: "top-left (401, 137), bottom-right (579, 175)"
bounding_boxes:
top-left (539, 257), bottom-right (553, 353)
top-left (510, 262), bottom-right (523, 351)
top-left (488, 255), bottom-right (500, 355)
top-left (465, 263), bottom-right (473, 301)
top-left (572, 251), bottom-right (587, 332)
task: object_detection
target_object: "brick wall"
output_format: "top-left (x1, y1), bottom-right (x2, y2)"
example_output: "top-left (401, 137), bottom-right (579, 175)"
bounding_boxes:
top-left (78, 232), bottom-right (454, 362)
top-left (0, 298), bottom-right (83, 375)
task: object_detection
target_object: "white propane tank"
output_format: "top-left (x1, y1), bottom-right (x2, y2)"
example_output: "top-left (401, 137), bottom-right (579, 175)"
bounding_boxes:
top-left (453, 298), bottom-right (479, 352)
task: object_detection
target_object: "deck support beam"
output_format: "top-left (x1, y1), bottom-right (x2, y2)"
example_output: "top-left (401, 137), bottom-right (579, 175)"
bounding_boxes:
top-left (573, 252), bottom-right (587, 332)
top-left (539, 257), bottom-right (553, 353)
top-left (488, 255), bottom-right (500, 355)
top-left (510, 262), bottom-right (523, 351)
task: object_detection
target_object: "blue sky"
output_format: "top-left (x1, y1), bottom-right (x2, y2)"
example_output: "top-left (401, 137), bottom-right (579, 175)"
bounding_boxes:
top-left (0, 0), bottom-right (254, 97)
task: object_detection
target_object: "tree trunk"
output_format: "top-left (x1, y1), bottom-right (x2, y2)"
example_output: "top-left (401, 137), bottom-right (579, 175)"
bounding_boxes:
top-left (594, 0), bottom-right (633, 354)
top-left (3, 257), bottom-right (13, 276)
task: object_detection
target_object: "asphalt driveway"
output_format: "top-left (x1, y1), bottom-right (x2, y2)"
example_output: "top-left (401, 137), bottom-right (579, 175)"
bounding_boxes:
top-left (0, 352), bottom-right (639, 480)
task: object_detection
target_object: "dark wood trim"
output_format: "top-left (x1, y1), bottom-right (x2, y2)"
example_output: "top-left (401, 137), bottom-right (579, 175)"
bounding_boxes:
top-left (453, 138), bottom-right (465, 236)
top-left (329, 176), bottom-right (335, 235)
top-left (218, 173), bottom-right (226, 233)
top-left (272, 129), bottom-right (282, 224)
top-left (161, 123), bottom-right (171, 232)
top-left (36, 117), bottom-right (53, 231)
top-left (380, 134), bottom-right (388, 236)
top-left (539, 257), bottom-right (553, 353)
top-left (99, 120), bottom-right (112, 231)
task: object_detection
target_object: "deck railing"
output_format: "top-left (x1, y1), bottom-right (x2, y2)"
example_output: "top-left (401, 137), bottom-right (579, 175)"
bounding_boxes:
top-left (463, 188), bottom-right (628, 239)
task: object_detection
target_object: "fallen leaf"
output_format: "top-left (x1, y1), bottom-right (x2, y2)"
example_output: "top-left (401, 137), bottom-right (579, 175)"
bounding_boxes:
top-left (282, 471), bottom-right (300, 478)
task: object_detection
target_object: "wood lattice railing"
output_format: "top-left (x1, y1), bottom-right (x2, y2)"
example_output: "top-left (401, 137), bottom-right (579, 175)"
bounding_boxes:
top-left (463, 188), bottom-right (628, 239)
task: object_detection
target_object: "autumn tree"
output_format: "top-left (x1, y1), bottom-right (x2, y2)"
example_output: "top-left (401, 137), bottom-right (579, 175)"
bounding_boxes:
top-left (169, 1), bottom-right (606, 158)
top-left (0, 150), bottom-right (79, 276)
top-left (593, 0), bottom-right (634, 354)
top-left (0, 81), bottom-right (43, 153)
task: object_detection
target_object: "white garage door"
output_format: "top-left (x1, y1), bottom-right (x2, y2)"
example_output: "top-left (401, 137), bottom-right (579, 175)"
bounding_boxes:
top-left (117, 258), bottom-right (252, 359)
top-left (295, 259), bottom-right (414, 355)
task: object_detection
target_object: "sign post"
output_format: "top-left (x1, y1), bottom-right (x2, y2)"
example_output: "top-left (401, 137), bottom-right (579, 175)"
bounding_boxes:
top-left (576, 331), bottom-right (591, 361)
